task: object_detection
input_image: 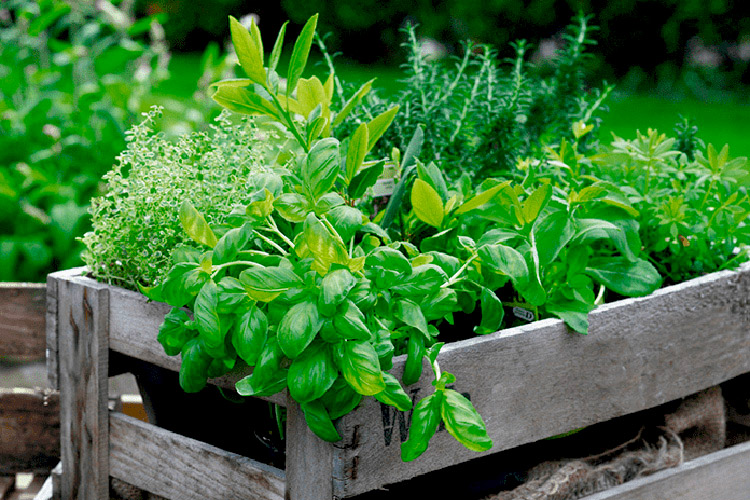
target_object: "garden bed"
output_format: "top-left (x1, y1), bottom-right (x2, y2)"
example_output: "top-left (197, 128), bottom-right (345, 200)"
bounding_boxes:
top-left (47, 262), bottom-right (750, 498)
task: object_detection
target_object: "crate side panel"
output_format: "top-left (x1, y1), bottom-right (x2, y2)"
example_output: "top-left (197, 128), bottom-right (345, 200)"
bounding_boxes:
top-left (583, 440), bottom-right (750, 500)
top-left (109, 412), bottom-right (285, 500)
top-left (338, 266), bottom-right (750, 496)
top-left (0, 283), bottom-right (46, 359)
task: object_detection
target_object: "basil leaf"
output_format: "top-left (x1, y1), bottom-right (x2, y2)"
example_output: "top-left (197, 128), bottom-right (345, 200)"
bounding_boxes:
top-left (239, 266), bottom-right (303, 302)
top-left (401, 391), bottom-right (443, 462)
top-left (478, 244), bottom-right (529, 290)
top-left (208, 356), bottom-right (236, 379)
top-left (533, 210), bottom-right (575, 266)
top-left (216, 276), bottom-right (251, 314)
top-left (157, 307), bottom-right (194, 356)
top-left (274, 193), bottom-right (310, 223)
top-left (332, 300), bottom-right (371, 340)
top-left (349, 160), bottom-right (385, 199)
top-left (179, 339), bottom-right (212, 393)
top-left (545, 298), bottom-right (595, 334)
top-left (278, 297), bottom-right (323, 358)
top-left (302, 138), bottom-right (340, 202)
top-left (232, 304), bottom-right (268, 366)
top-left (421, 288), bottom-right (459, 322)
top-left (328, 205), bottom-right (364, 242)
top-left (340, 341), bottom-right (386, 395)
top-left (288, 342), bottom-right (338, 403)
top-left (416, 160), bottom-right (449, 202)
top-left (345, 123), bottom-right (369, 182)
top-left (213, 223), bottom-right (253, 265)
top-left (194, 281), bottom-right (222, 347)
top-left (374, 372), bottom-right (413, 411)
top-left (521, 183), bottom-right (552, 224)
top-left (585, 257), bottom-right (662, 296)
top-left (440, 389), bottom-right (493, 452)
top-left (235, 337), bottom-right (287, 397)
top-left (474, 287), bottom-right (503, 335)
top-left (161, 262), bottom-right (209, 307)
top-left (321, 376), bottom-right (363, 419)
top-left (303, 213), bottom-right (350, 275)
top-left (391, 264), bottom-right (448, 296)
top-left (403, 331), bottom-right (426, 386)
top-left (300, 399), bottom-right (341, 442)
top-left (394, 298), bottom-right (429, 335)
top-left (179, 200), bottom-right (218, 248)
top-left (319, 268), bottom-right (357, 316)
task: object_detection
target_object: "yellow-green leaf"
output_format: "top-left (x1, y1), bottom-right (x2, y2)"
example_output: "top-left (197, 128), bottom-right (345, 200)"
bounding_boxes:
top-left (179, 200), bottom-right (218, 248)
top-left (229, 15), bottom-right (265, 85)
top-left (411, 179), bottom-right (444, 228)
top-left (366, 106), bottom-right (399, 151)
top-left (287, 14), bottom-right (318, 95)
top-left (345, 123), bottom-right (369, 182)
top-left (268, 21), bottom-right (288, 73)
top-left (454, 181), bottom-right (511, 215)
top-left (332, 79), bottom-right (373, 129)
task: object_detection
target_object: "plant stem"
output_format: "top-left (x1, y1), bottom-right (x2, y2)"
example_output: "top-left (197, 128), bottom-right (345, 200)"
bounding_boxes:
top-left (443, 254), bottom-right (478, 288)
top-left (256, 231), bottom-right (289, 255)
top-left (211, 260), bottom-right (263, 277)
top-left (265, 216), bottom-right (296, 248)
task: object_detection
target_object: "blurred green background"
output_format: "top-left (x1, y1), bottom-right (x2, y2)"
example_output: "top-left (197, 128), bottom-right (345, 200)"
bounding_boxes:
top-left (2, 0), bottom-right (750, 282)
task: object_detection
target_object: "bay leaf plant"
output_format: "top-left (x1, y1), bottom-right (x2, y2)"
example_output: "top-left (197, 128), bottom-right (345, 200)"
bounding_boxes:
top-left (140, 14), bottom-right (495, 461)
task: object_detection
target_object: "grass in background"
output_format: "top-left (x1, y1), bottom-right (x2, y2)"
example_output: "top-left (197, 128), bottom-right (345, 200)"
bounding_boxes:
top-left (161, 53), bottom-right (750, 159)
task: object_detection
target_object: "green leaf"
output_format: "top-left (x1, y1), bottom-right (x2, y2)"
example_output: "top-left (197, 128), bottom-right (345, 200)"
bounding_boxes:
top-left (585, 258), bottom-right (662, 297)
top-left (455, 181), bottom-right (511, 215)
top-left (441, 389), bottom-right (493, 452)
top-left (332, 300), bottom-right (371, 340)
top-left (302, 138), bottom-right (340, 202)
top-left (380, 126), bottom-right (424, 230)
top-left (232, 304), bottom-right (268, 365)
top-left (403, 331), bottom-right (426, 386)
top-left (301, 399), bottom-right (341, 442)
top-left (391, 264), bottom-right (448, 296)
top-left (412, 179), bottom-right (444, 228)
top-left (287, 14), bottom-right (318, 94)
top-left (416, 161), bottom-right (449, 202)
top-left (474, 287), bottom-right (503, 335)
top-left (349, 160), bottom-right (385, 199)
top-left (235, 337), bottom-right (287, 397)
top-left (522, 184), bottom-right (552, 224)
top-left (288, 342), bottom-right (338, 403)
top-left (229, 15), bottom-right (266, 85)
top-left (533, 210), bottom-right (575, 267)
top-left (278, 297), bottom-right (323, 358)
top-left (332, 80), bottom-right (374, 129)
top-left (545, 299), bottom-right (595, 334)
top-left (421, 288), bottom-right (459, 322)
top-left (213, 224), bottom-right (253, 265)
top-left (478, 244), bottom-right (529, 290)
top-left (345, 123), bottom-right (369, 182)
top-left (239, 266), bottom-right (303, 302)
top-left (366, 106), bottom-right (399, 151)
top-left (211, 85), bottom-right (281, 119)
top-left (394, 299), bottom-right (429, 335)
top-left (158, 308), bottom-right (194, 356)
top-left (340, 341), bottom-right (386, 395)
top-left (274, 193), bottom-right (310, 223)
top-left (217, 277), bottom-right (251, 314)
top-left (207, 356), bottom-right (236, 379)
top-left (319, 269), bottom-right (357, 316)
top-left (321, 376), bottom-right (363, 419)
top-left (179, 200), bottom-right (218, 248)
top-left (375, 372), bottom-right (413, 411)
top-left (401, 392), bottom-right (443, 461)
top-left (179, 339), bottom-right (212, 393)
top-left (268, 21), bottom-right (289, 73)
top-left (194, 281), bottom-right (222, 347)
top-left (161, 263), bottom-right (209, 307)
top-left (328, 206), bottom-right (364, 242)
top-left (303, 213), bottom-right (350, 275)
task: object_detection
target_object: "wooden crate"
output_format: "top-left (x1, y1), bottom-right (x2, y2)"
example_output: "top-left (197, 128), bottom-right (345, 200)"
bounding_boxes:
top-left (46, 264), bottom-right (750, 499)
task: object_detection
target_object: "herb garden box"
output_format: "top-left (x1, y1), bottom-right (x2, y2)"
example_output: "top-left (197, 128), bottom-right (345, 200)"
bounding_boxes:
top-left (47, 261), bottom-right (750, 499)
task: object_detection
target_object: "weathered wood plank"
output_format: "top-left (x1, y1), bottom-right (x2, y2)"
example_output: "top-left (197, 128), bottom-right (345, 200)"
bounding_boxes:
top-left (46, 269), bottom-right (83, 391)
top-left (335, 264), bottom-right (750, 496)
top-left (0, 388), bottom-right (59, 474)
top-left (57, 277), bottom-right (110, 499)
top-left (106, 283), bottom-right (286, 405)
top-left (109, 412), bottom-right (284, 500)
top-left (51, 463), bottom-right (61, 500)
top-left (285, 401), bottom-right (335, 500)
top-left (583, 440), bottom-right (750, 500)
top-left (0, 283), bottom-right (46, 360)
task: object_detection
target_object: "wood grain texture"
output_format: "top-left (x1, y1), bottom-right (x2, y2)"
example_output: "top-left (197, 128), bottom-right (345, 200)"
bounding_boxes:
top-left (46, 269), bottom-right (83, 391)
top-left (583, 440), bottom-right (750, 500)
top-left (57, 276), bottom-right (110, 499)
top-left (0, 388), bottom-right (59, 474)
top-left (335, 264), bottom-right (750, 496)
top-left (106, 279), bottom-right (286, 405)
top-left (285, 401), bottom-right (334, 500)
top-left (109, 412), bottom-right (285, 500)
top-left (0, 283), bottom-right (46, 360)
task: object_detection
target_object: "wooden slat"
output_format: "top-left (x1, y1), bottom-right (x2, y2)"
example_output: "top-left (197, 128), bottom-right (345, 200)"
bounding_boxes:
top-left (106, 282), bottom-right (286, 405)
top-left (285, 402), bottom-right (335, 500)
top-left (0, 389), bottom-right (59, 474)
top-left (335, 264), bottom-right (750, 497)
top-left (57, 276), bottom-right (110, 499)
top-left (583, 440), bottom-right (750, 500)
top-left (0, 283), bottom-right (46, 360)
top-left (109, 412), bottom-right (285, 500)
